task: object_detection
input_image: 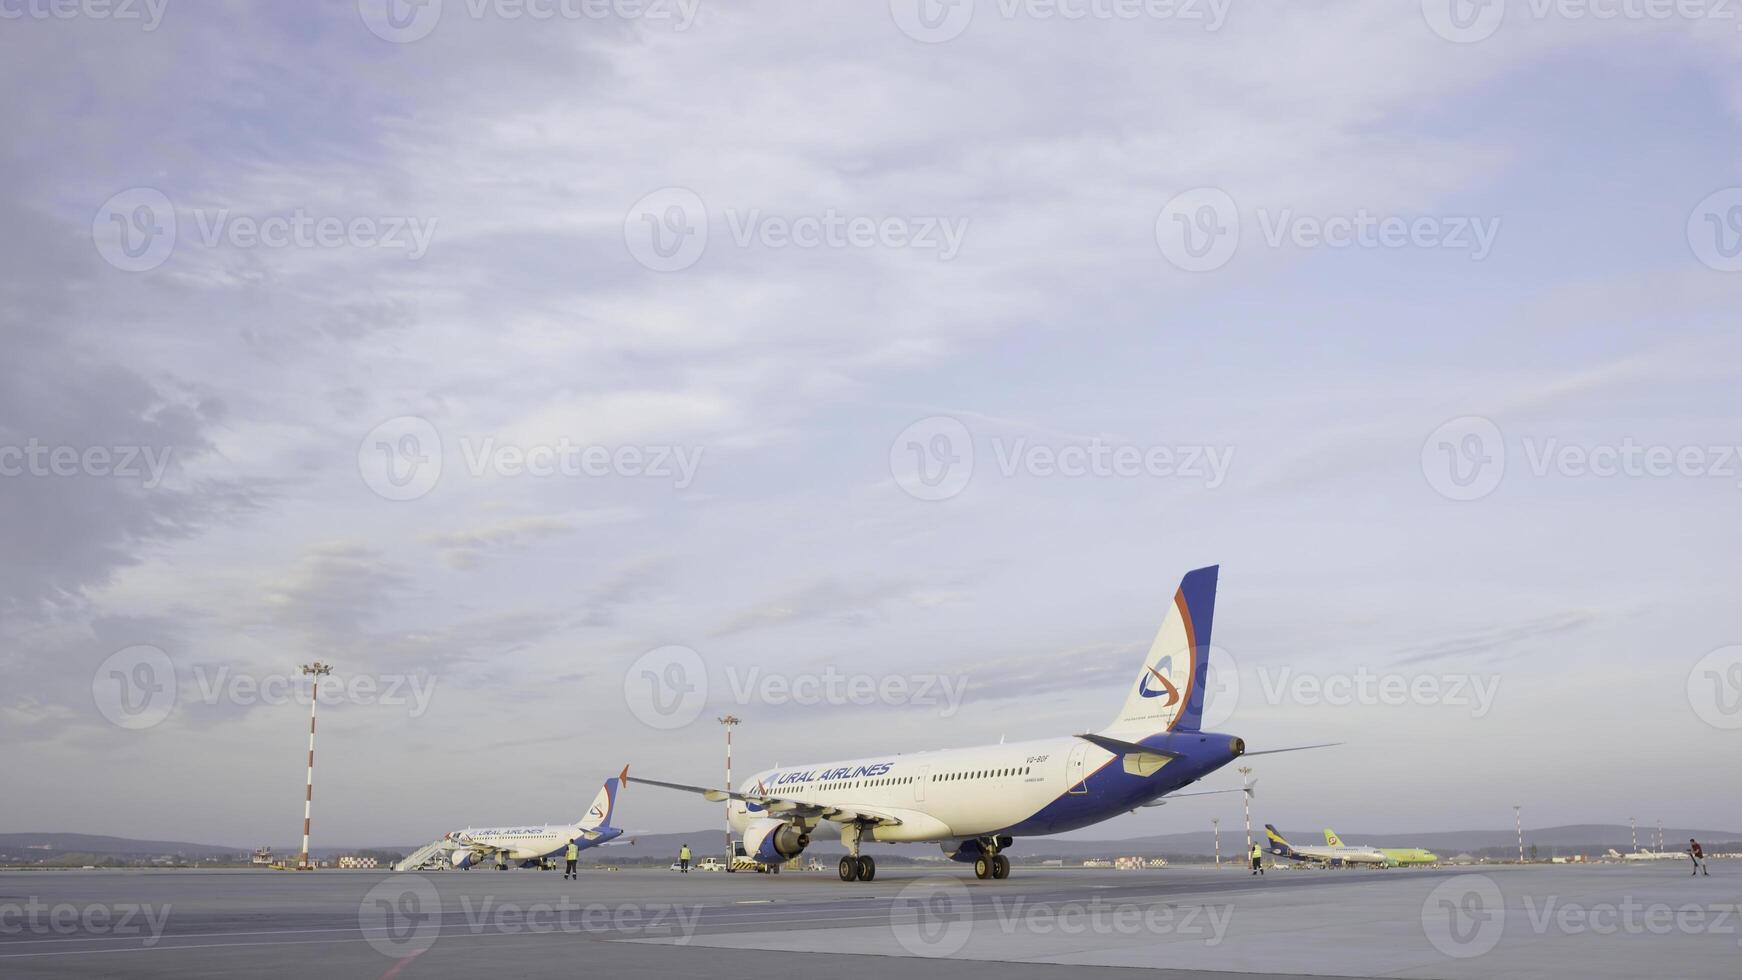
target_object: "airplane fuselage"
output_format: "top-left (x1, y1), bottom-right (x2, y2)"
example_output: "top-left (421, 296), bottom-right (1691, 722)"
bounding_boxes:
top-left (1276, 843), bottom-right (1388, 866)
top-left (729, 729), bottom-right (1243, 845)
top-left (450, 824), bottom-right (621, 864)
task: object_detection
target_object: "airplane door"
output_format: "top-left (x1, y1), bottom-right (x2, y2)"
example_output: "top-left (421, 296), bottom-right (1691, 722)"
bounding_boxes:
top-left (1067, 743), bottom-right (1089, 795)
top-left (915, 766), bottom-right (929, 802)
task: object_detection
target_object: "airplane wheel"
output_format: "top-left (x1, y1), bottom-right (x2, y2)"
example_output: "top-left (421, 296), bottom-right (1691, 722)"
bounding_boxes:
top-left (857, 856), bottom-right (875, 881)
top-left (974, 857), bottom-right (991, 880)
top-left (839, 856), bottom-right (860, 881)
top-left (992, 855), bottom-right (1010, 879)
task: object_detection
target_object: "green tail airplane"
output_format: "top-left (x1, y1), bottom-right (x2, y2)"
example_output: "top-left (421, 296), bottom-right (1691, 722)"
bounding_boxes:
top-left (1324, 829), bottom-right (1439, 867)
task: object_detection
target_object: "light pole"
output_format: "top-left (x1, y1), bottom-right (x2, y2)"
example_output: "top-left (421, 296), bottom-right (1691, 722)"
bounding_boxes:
top-left (719, 715), bottom-right (740, 862)
top-left (1631, 816), bottom-right (1637, 854)
top-left (1514, 804), bottom-right (1523, 863)
top-left (1239, 766), bottom-right (1254, 861)
top-left (298, 661), bottom-right (333, 871)
top-left (1212, 817), bottom-right (1221, 869)
top-left (1656, 818), bottom-right (1662, 852)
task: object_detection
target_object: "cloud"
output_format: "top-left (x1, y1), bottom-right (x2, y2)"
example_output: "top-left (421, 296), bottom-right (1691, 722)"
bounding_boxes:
top-left (423, 514), bottom-right (583, 571)
top-left (710, 574), bottom-right (968, 637)
top-left (1390, 611), bottom-right (1599, 666)
top-left (950, 642), bottom-right (1146, 705)
top-left (257, 543), bottom-right (411, 641)
top-left (0, 189), bottom-right (257, 624)
top-left (572, 556), bottom-right (672, 628)
top-left (6, 5), bottom-right (1742, 842)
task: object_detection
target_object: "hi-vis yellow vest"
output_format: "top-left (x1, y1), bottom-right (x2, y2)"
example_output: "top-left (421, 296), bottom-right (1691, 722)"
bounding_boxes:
top-left (565, 843), bottom-right (578, 860)
top-left (1252, 844), bottom-right (1262, 859)
top-left (680, 846), bottom-right (691, 859)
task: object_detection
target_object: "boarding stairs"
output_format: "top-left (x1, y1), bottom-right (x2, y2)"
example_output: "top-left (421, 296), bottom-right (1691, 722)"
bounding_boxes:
top-left (394, 838), bottom-right (453, 872)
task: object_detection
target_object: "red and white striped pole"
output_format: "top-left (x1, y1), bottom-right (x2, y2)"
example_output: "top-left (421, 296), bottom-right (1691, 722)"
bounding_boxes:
top-left (299, 662), bottom-right (333, 870)
top-left (719, 714), bottom-right (740, 863)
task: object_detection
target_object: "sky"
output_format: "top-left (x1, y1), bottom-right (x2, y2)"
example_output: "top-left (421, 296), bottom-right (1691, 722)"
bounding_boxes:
top-left (2, 1), bottom-right (1740, 848)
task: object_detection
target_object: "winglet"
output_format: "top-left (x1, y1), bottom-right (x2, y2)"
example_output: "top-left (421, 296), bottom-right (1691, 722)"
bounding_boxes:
top-left (619, 764), bottom-right (630, 785)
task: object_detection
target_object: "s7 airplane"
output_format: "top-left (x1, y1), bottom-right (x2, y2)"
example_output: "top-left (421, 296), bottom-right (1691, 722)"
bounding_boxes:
top-left (637, 566), bottom-right (1325, 881)
top-left (1324, 828), bottom-right (1439, 867)
top-left (435, 767), bottom-right (627, 870)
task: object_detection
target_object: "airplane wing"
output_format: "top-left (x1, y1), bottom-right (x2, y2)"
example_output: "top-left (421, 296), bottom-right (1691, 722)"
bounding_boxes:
top-left (630, 775), bottom-right (906, 828)
top-left (449, 835), bottom-right (504, 858)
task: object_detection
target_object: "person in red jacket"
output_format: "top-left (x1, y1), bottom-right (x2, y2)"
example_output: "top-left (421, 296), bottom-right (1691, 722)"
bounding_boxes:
top-left (1689, 839), bottom-right (1709, 876)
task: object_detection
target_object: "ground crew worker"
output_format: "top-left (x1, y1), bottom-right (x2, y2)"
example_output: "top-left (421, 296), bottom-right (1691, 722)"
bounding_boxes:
top-left (564, 840), bottom-right (579, 880)
top-left (1251, 842), bottom-right (1264, 875)
top-left (1690, 839), bottom-right (1709, 876)
top-left (679, 843), bottom-right (691, 873)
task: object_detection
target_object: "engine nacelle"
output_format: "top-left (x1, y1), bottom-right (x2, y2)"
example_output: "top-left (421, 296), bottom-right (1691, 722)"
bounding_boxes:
top-left (744, 817), bottom-right (810, 865)
top-left (451, 850), bottom-right (477, 869)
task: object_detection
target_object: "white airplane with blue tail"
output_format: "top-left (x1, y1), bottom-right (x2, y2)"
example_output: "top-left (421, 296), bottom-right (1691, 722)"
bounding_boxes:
top-left (437, 766), bottom-right (628, 870)
top-left (636, 567), bottom-right (1330, 881)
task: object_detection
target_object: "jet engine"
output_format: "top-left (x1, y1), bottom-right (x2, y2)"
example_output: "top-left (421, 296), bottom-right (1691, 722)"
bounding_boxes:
top-left (744, 817), bottom-right (810, 865)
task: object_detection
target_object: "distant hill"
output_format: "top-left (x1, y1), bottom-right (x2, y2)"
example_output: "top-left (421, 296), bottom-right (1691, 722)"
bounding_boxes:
top-left (0, 833), bottom-right (244, 859)
top-left (1248, 825), bottom-right (1740, 855)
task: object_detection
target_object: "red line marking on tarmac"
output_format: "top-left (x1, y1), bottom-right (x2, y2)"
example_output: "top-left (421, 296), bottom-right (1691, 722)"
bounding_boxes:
top-left (379, 948), bottom-right (425, 980)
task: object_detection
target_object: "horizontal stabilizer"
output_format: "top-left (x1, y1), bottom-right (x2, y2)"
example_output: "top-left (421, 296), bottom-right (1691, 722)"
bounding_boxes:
top-left (1167, 779), bottom-right (1255, 800)
top-left (1243, 742), bottom-right (1340, 756)
top-left (1075, 732), bottom-right (1182, 759)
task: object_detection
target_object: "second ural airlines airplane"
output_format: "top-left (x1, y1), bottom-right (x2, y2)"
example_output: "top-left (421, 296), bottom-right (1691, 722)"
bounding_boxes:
top-left (443, 768), bottom-right (628, 870)
top-left (637, 566), bottom-right (1327, 882)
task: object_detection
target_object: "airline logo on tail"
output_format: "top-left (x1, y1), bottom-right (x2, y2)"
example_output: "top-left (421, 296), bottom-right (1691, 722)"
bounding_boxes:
top-left (1138, 658), bottom-right (1181, 704)
top-left (582, 766), bottom-right (628, 829)
top-left (1324, 829), bottom-right (1344, 847)
top-left (1102, 565), bottom-right (1218, 736)
top-left (1265, 824), bottom-right (1296, 856)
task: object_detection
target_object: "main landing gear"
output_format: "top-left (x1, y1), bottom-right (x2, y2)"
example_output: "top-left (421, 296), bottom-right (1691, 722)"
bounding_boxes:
top-left (973, 840), bottom-right (1011, 880)
top-left (838, 855), bottom-right (876, 881)
top-left (837, 821), bottom-right (876, 882)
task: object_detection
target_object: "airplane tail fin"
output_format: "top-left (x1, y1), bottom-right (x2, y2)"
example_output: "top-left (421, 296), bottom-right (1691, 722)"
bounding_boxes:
top-left (580, 766), bottom-right (628, 830)
top-left (1265, 824), bottom-right (1298, 858)
top-left (1102, 565), bottom-right (1218, 736)
top-left (1324, 828), bottom-right (1344, 847)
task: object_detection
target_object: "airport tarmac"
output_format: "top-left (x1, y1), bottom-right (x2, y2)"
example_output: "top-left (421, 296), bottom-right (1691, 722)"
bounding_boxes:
top-left (0, 863), bottom-right (1733, 979)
